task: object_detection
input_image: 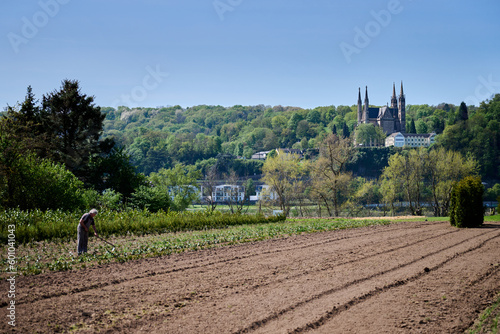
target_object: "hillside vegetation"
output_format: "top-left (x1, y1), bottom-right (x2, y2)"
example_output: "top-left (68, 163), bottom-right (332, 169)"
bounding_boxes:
top-left (101, 97), bottom-right (500, 180)
top-left (1, 80), bottom-right (499, 216)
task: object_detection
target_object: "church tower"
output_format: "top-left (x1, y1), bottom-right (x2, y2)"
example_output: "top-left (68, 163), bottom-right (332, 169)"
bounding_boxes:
top-left (390, 82), bottom-right (398, 110)
top-left (363, 86), bottom-right (369, 124)
top-left (398, 81), bottom-right (406, 133)
top-left (357, 87), bottom-right (362, 125)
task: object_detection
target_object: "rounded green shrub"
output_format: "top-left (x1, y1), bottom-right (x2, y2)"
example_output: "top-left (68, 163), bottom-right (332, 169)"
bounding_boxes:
top-left (450, 176), bottom-right (484, 228)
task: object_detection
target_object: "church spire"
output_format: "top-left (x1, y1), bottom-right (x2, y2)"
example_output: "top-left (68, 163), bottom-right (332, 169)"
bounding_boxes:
top-left (357, 87), bottom-right (362, 124)
top-left (398, 81), bottom-right (406, 133)
top-left (364, 86), bottom-right (369, 124)
top-left (391, 82), bottom-right (398, 109)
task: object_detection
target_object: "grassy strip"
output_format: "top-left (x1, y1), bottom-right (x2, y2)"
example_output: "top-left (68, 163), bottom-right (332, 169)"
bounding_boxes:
top-left (467, 292), bottom-right (500, 334)
top-left (485, 214), bottom-right (500, 222)
top-left (0, 217), bottom-right (394, 277)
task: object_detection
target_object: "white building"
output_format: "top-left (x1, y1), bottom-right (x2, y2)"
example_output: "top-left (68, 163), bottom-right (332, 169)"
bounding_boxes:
top-left (385, 132), bottom-right (406, 147)
top-left (211, 184), bottom-right (245, 203)
top-left (251, 151), bottom-right (271, 160)
top-left (385, 132), bottom-right (436, 147)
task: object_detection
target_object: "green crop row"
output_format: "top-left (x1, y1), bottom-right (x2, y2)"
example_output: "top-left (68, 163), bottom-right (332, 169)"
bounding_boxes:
top-left (0, 208), bottom-right (286, 244)
top-left (0, 217), bottom-right (394, 277)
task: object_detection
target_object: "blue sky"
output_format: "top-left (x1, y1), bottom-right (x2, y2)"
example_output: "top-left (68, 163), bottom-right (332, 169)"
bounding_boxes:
top-left (2, 0), bottom-right (500, 110)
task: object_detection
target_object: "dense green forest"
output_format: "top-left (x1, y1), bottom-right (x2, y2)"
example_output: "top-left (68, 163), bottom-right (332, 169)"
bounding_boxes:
top-left (1, 80), bottom-right (499, 215)
top-left (100, 96), bottom-right (499, 181)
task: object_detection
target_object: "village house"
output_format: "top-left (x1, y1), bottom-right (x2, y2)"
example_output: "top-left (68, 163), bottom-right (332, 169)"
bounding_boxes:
top-left (211, 184), bottom-right (246, 203)
top-left (251, 151), bottom-right (271, 160)
top-left (385, 132), bottom-right (436, 147)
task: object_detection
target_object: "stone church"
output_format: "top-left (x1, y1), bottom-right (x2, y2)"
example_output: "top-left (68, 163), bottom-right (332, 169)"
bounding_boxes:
top-left (357, 82), bottom-right (406, 135)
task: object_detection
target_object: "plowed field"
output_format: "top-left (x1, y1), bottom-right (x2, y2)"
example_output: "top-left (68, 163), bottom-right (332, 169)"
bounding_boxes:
top-left (1, 220), bottom-right (499, 333)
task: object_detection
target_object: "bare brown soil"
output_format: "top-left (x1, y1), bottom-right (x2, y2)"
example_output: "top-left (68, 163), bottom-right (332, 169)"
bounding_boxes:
top-left (1, 221), bottom-right (500, 333)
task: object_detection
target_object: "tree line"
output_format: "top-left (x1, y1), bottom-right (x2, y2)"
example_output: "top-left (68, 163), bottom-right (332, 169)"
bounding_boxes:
top-left (101, 95), bottom-right (500, 182)
top-left (260, 134), bottom-right (480, 217)
top-left (1, 80), bottom-right (499, 214)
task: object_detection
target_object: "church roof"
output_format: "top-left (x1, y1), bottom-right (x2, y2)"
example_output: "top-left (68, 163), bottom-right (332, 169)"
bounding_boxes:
top-left (380, 106), bottom-right (399, 119)
top-left (367, 107), bottom-right (379, 119)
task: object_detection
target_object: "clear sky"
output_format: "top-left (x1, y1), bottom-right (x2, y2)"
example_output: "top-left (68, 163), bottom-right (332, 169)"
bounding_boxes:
top-left (2, 0), bottom-right (500, 110)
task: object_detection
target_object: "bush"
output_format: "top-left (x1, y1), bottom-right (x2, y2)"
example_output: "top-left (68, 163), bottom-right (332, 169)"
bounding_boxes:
top-left (98, 189), bottom-right (124, 211)
top-left (129, 185), bottom-right (171, 212)
top-left (1, 154), bottom-right (90, 211)
top-left (484, 183), bottom-right (500, 201)
top-left (450, 176), bottom-right (484, 228)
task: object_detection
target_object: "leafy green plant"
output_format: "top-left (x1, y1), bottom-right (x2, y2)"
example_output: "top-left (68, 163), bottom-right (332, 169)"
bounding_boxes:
top-left (1, 216), bottom-right (393, 277)
top-left (0, 208), bottom-right (286, 244)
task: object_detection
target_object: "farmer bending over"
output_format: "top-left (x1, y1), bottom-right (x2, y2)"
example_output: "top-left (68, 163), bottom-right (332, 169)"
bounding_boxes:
top-left (77, 209), bottom-right (99, 255)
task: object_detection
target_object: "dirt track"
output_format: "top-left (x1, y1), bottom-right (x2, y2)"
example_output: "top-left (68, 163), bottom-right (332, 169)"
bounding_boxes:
top-left (1, 220), bottom-right (500, 333)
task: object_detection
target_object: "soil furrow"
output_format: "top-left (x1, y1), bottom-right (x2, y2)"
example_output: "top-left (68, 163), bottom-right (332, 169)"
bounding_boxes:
top-left (95, 223), bottom-right (495, 333)
top-left (2, 221), bottom-right (498, 334)
top-left (12, 221), bottom-right (440, 305)
top-left (287, 229), bottom-right (500, 333)
top-left (231, 228), bottom-right (498, 333)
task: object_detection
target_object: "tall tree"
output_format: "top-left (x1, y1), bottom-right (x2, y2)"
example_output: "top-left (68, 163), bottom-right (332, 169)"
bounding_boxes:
top-left (381, 148), bottom-right (426, 216)
top-left (261, 152), bottom-right (306, 216)
top-left (223, 171), bottom-right (249, 214)
top-left (311, 134), bottom-right (357, 217)
top-left (426, 147), bottom-right (478, 216)
top-left (42, 79), bottom-right (105, 177)
top-left (458, 102), bottom-right (469, 122)
top-left (407, 118), bottom-right (417, 133)
top-left (342, 122), bottom-right (350, 138)
top-left (3, 86), bottom-right (52, 157)
top-left (202, 166), bottom-right (219, 212)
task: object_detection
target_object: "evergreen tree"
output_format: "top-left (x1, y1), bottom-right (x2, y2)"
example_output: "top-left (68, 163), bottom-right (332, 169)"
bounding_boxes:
top-left (458, 102), bottom-right (469, 121)
top-left (15, 85), bottom-right (40, 123)
top-left (331, 124), bottom-right (337, 135)
top-left (4, 86), bottom-right (52, 157)
top-left (407, 118), bottom-right (417, 133)
top-left (342, 122), bottom-right (350, 138)
top-left (42, 79), bottom-right (105, 178)
top-left (450, 176), bottom-right (484, 228)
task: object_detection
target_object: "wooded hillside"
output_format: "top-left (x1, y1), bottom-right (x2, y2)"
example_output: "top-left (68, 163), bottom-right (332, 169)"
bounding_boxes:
top-left (101, 96), bottom-right (500, 181)
top-left (2, 80), bottom-right (499, 213)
